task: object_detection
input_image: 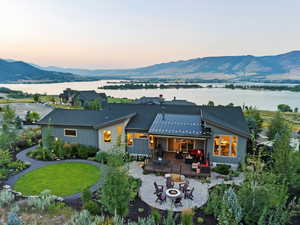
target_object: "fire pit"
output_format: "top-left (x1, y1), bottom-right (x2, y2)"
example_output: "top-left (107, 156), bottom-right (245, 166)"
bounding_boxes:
top-left (166, 188), bottom-right (182, 199)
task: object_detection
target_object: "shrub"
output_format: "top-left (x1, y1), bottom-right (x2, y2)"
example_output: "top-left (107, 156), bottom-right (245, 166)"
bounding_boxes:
top-left (163, 211), bottom-right (176, 225)
top-left (204, 184), bottom-right (227, 215)
top-left (217, 187), bottom-right (242, 225)
top-left (0, 189), bottom-right (15, 208)
top-left (212, 164), bottom-right (231, 175)
top-left (86, 146), bottom-right (98, 157)
top-left (81, 188), bottom-right (92, 204)
top-left (83, 200), bottom-right (101, 215)
top-left (27, 190), bottom-right (55, 211)
top-left (197, 217), bottom-right (204, 223)
top-left (128, 177), bottom-right (141, 200)
top-left (0, 168), bottom-right (8, 179)
top-left (7, 161), bottom-right (29, 172)
top-left (181, 208), bottom-right (193, 225)
top-left (0, 149), bottom-right (12, 167)
top-left (95, 151), bottom-right (109, 164)
top-left (151, 209), bottom-right (161, 224)
top-left (65, 210), bottom-right (105, 225)
top-left (5, 210), bottom-right (23, 225)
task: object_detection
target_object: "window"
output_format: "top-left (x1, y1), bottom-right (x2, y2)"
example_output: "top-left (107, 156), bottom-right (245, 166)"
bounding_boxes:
top-left (134, 133), bottom-right (147, 138)
top-left (103, 130), bottom-right (112, 142)
top-left (213, 136), bottom-right (238, 157)
top-left (149, 135), bottom-right (155, 148)
top-left (64, 129), bottom-right (77, 137)
top-left (127, 133), bottom-right (147, 146)
top-left (127, 133), bottom-right (133, 146)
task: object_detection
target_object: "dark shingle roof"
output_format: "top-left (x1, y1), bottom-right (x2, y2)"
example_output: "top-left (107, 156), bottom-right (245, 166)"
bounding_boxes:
top-left (76, 91), bottom-right (106, 101)
top-left (37, 108), bottom-right (134, 127)
top-left (149, 113), bottom-right (203, 137)
top-left (38, 103), bottom-right (250, 137)
top-left (106, 104), bottom-right (250, 137)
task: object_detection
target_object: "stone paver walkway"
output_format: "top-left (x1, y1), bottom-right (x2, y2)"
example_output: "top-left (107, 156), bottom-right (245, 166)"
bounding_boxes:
top-left (128, 162), bottom-right (244, 212)
top-left (5, 145), bottom-right (108, 201)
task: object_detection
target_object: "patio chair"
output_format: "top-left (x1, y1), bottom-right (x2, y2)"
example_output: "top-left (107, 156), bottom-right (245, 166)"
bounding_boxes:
top-left (153, 182), bottom-right (164, 195)
top-left (179, 181), bottom-right (189, 193)
top-left (174, 197), bottom-right (183, 207)
top-left (184, 187), bottom-right (194, 200)
top-left (166, 177), bottom-right (174, 189)
top-left (155, 192), bottom-right (166, 205)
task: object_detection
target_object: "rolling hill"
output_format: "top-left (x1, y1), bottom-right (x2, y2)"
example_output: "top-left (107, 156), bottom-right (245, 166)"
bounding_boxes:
top-left (38, 51), bottom-right (300, 81)
top-left (0, 59), bottom-right (95, 83)
top-left (2, 51), bottom-right (300, 82)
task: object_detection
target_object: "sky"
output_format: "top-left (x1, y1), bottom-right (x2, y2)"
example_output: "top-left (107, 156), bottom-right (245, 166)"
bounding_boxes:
top-left (1, 0), bottom-right (300, 69)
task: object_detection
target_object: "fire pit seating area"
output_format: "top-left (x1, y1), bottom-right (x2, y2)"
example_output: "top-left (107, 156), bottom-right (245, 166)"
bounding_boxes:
top-left (153, 175), bottom-right (194, 207)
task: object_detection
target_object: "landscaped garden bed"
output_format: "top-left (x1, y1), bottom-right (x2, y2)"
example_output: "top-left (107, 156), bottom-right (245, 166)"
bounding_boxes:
top-left (27, 141), bottom-right (98, 161)
top-left (14, 162), bottom-right (101, 197)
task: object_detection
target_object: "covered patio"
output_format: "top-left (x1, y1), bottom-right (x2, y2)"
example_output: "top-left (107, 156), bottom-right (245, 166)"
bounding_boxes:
top-left (144, 151), bottom-right (211, 177)
top-left (145, 113), bottom-right (211, 177)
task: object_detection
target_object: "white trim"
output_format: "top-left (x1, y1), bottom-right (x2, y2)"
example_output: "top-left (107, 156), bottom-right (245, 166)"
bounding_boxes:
top-left (213, 135), bottom-right (238, 158)
top-left (64, 128), bottom-right (77, 137)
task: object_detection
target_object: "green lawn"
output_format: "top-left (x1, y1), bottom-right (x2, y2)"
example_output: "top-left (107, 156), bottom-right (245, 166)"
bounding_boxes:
top-left (14, 162), bottom-right (101, 197)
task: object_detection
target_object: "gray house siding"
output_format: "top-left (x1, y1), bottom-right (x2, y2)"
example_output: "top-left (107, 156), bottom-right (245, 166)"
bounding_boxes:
top-left (41, 125), bottom-right (99, 148)
top-left (206, 124), bottom-right (247, 165)
top-left (127, 138), bottom-right (150, 156)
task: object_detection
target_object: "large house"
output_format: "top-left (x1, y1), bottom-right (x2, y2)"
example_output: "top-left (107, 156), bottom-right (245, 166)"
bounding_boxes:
top-left (59, 88), bottom-right (107, 107)
top-left (37, 103), bottom-right (250, 176)
top-left (134, 95), bottom-right (195, 105)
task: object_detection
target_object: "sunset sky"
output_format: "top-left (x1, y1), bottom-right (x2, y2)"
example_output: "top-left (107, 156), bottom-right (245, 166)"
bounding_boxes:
top-left (1, 0), bottom-right (300, 69)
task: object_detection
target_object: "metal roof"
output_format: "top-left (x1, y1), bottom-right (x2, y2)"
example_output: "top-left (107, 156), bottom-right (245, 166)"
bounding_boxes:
top-left (148, 113), bottom-right (203, 137)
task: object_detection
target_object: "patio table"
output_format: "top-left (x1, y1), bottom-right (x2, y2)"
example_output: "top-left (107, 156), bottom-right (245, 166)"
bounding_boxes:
top-left (165, 188), bottom-right (182, 200)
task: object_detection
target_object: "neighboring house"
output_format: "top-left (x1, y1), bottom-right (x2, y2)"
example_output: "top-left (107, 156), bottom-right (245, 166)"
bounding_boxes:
top-left (59, 88), bottom-right (107, 107)
top-left (134, 95), bottom-right (195, 105)
top-left (37, 103), bottom-right (250, 176)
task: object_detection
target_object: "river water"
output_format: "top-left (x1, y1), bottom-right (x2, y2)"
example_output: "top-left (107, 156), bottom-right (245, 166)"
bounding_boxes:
top-left (0, 80), bottom-right (299, 111)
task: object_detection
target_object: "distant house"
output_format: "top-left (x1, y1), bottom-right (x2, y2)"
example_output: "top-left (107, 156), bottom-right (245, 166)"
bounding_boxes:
top-left (59, 88), bottom-right (107, 107)
top-left (38, 103), bottom-right (250, 177)
top-left (134, 95), bottom-right (195, 105)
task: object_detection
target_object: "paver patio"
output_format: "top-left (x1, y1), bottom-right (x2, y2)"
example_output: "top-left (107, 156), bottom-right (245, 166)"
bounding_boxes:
top-left (128, 162), bottom-right (244, 212)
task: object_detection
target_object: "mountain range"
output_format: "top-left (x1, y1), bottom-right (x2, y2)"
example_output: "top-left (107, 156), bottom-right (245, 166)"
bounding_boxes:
top-left (38, 51), bottom-right (300, 81)
top-left (0, 59), bottom-right (96, 83)
top-left (1, 50), bottom-right (300, 83)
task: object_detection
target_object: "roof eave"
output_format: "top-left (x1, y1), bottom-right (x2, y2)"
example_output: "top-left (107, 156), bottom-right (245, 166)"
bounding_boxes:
top-left (93, 113), bottom-right (136, 129)
top-left (204, 119), bottom-right (250, 138)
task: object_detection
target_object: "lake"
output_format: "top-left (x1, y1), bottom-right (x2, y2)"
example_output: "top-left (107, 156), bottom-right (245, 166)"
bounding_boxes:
top-left (0, 80), bottom-right (300, 111)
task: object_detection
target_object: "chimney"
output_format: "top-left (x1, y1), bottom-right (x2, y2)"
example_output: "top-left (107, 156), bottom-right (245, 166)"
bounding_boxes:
top-left (159, 94), bottom-right (164, 104)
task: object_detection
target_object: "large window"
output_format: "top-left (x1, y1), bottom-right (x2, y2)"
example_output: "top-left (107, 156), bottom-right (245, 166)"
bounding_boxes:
top-left (213, 135), bottom-right (238, 157)
top-left (127, 133), bottom-right (133, 146)
top-left (168, 139), bottom-right (194, 152)
top-left (103, 130), bottom-right (112, 142)
top-left (64, 129), bottom-right (77, 137)
top-left (127, 133), bottom-right (147, 146)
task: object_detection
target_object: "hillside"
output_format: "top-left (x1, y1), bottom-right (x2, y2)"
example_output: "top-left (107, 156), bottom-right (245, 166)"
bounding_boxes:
top-left (0, 59), bottom-right (95, 83)
top-left (38, 51), bottom-right (300, 81)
